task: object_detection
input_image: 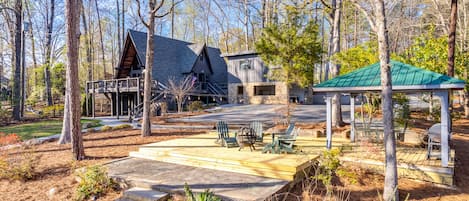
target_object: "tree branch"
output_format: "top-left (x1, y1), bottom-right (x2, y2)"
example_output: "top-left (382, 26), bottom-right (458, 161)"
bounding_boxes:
top-left (319, 0), bottom-right (332, 10)
top-left (350, 0), bottom-right (377, 32)
top-left (135, 0), bottom-right (150, 28)
top-left (155, 0), bottom-right (183, 18)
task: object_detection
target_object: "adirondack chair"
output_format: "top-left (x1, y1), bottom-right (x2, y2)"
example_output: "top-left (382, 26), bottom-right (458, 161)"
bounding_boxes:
top-left (278, 128), bottom-right (300, 154)
top-left (216, 121), bottom-right (238, 148)
top-left (277, 123), bottom-right (295, 140)
top-left (249, 121), bottom-right (264, 142)
top-left (426, 123), bottom-right (442, 159)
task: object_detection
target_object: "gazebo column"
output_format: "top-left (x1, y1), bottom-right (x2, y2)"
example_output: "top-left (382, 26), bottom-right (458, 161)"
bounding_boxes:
top-left (325, 94), bottom-right (333, 149)
top-left (350, 94), bottom-right (356, 142)
top-left (435, 90), bottom-right (450, 167)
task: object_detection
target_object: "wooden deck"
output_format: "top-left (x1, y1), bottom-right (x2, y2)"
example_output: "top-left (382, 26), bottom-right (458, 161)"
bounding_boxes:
top-left (129, 131), bottom-right (454, 185)
top-left (129, 132), bottom-right (336, 181)
top-left (340, 145), bottom-right (455, 186)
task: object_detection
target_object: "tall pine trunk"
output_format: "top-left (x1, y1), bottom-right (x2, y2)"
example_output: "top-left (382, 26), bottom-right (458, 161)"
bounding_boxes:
top-left (66, 0), bottom-right (85, 160)
top-left (94, 0), bottom-right (107, 79)
top-left (12, 0), bottom-right (22, 121)
top-left (141, 1), bottom-right (157, 137)
top-left (330, 0), bottom-right (344, 127)
top-left (44, 0), bottom-right (55, 106)
top-left (375, 0), bottom-right (398, 200)
top-left (448, 0), bottom-right (457, 77)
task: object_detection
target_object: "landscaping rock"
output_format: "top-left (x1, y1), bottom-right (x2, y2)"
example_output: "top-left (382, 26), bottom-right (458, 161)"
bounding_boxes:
top-left (123, 187), bottom-right (169, 201)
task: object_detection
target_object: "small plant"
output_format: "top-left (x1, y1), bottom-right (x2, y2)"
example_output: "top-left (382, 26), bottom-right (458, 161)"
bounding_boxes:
top-left (113, 124), bottom-right (132, 130)
top-left (184, 183), bottom-right (221, 201)
top-left (314, 149), bottom-right (357, 197)
top-left (75, 165), bottom-right (117, 201)
top-left (0, 133), bottom-right (21, 146)
top-left (0, 147), bottom-right (38, 181)
top-left (100, 125), bottom-right (113, 132)
top-left (0, 102), bottom-right (11, 125)
top-left (188, 101), bottom-right (204, 113)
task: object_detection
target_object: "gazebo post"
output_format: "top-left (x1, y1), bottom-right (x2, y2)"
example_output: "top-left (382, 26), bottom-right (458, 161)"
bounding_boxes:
top-left (350, 94), bottom-right (356, 142)
top-left (435, 90), bottom-right (450, 167)
top-left (325, 94), bottom-right (332, 149)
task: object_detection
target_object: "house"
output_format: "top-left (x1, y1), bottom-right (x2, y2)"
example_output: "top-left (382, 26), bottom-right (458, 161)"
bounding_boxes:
top-left (86, 30), bottom-right (228, 118)
top-left (223, 52), bottom-right (310, 105)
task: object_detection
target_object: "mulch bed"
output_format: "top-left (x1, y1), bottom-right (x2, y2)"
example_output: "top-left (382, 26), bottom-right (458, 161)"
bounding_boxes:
top-left (0, 128), bottom-right (205, 201)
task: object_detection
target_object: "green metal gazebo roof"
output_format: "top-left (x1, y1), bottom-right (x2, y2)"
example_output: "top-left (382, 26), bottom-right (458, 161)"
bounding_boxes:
top-left (313, 60), bottom-right (466, 92)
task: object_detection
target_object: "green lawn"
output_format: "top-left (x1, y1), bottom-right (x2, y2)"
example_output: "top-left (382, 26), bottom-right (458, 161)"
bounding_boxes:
top-left (0, 119), bottom-right (102, 140)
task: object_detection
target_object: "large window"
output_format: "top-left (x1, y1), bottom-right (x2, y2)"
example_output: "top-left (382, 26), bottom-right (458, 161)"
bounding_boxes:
top-left (254, 85), bottom-right (275, 96)
top-left (237, 86), bottom-right (244, 95)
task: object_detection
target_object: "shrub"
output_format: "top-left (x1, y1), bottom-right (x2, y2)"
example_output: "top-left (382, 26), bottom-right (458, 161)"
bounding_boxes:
top-left (75, 165), bottom-right (117, 201)
top-left (314, 149), bottom-right (357, 196)
top-left (41, 104), bottom-right (64, 118)
top-left (187, 101), bottom-right (204, 113)
top-left (113, 124), bottom-right (132, 130)
top-left (0, 103), bottom-right (11, 125)
top-left (0, 147), bottom-right (38, 181)
top-left (0, 133), bottom-right (21, 146)
top-left (184, 183), bottom-right (221, 201)
top-left (100, 125), bottom-right (113, 132)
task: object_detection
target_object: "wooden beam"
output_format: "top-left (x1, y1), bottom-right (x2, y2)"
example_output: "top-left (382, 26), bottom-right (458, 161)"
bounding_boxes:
top-left (435, 90), bottom-right (450, 167)
top-left (326, 95), bottom-right (333, 149)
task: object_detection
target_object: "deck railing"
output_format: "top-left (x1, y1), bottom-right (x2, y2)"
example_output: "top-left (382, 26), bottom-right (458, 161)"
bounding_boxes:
top-left (86, 77), bottom-right (160, 93)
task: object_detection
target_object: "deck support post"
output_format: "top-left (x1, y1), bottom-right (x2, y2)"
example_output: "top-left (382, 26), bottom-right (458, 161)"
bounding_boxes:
top-left (85, 82), bottom-right (89, 116)
top-left (137, 78), bottom-right (141, 106)
top-left (350, 94), bottom-right (356, 142)
top-left (435, 90), bottom-right (450, 167)
top-left (116, 82), bottom-right (120, 120)
top-left (92, 82), bottom-right (95, 118)
top-left (128, 95), bottom-right (131, 121)
top-left (325, 94), bottom-right (333, 150)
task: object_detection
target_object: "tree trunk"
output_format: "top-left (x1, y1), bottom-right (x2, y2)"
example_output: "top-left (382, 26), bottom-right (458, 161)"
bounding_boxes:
top-left (81, 4), bottom-right (93, 82)
top-left (44, 0), bottom-right (55, 106)
top-left (66, 0), bottom-right (85, 160)
top-left (330, 0), bottom-right (344, 127)
top-left (142, 2), bottom-right (157, 137)
top-left (25, 2), bottom-right (38, 86)
top-left (171, 0), bottom-right (175, 38)
top-left (448, 0), bottom-right (457, 77)
top-left (95, 0), bottom-right (107, 79)
top-left (375, 0), bottom-right (398, 200)
top-left (58, 83), bottom-right (70, 144)
top-left (12, 0), bottom-right (22, 121)
top-left (116, 0), bottom-right (121, 57)
top-left (243, 0), bottom-right (249, 51)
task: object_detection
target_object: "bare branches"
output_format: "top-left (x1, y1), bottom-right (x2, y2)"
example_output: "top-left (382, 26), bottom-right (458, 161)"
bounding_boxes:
top-left (165, 76), bottom-right (194, 113)
top-left (135, 0), bottom-right (149, 28)
top-left (349, 0), bottom-right (377, 32)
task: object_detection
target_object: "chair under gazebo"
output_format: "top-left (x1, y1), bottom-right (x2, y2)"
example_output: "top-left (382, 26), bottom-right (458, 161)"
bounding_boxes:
top-left (312, 60), bottom-right (466, 168)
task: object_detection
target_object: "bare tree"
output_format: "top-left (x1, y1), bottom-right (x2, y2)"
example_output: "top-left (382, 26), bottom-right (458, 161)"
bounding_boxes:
top-left (95, 0), bottom-right (107, 79)
top-left (135, 0), bottom-right (174, 137)
top-left (44, 0), bottom-right (55, 106)
top-left (351, 0), bottom-right (398, 199)
top-left (166, 76), bottom-right (194, 113)
top-left (65, 0), bottom-right (84, 160)
top-left (321, 0), bottom-right (344, 127)
top-left (448, 0), bottom-right (457, 77)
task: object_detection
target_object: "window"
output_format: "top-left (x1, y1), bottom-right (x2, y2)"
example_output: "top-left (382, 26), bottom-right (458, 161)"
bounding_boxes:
top-left (239, 60), bottom-right (252, 70)
top-left (254, 85), bottom-right (275, 96)
top-left (237, 86), bottom-right (244, 95)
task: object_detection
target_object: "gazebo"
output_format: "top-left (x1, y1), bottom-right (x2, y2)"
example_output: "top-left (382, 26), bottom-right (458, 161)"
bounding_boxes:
top-left (312, 60), bottom-right (466, 167)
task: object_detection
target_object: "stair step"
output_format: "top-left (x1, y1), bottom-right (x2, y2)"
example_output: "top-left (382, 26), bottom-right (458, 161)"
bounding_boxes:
top-left (123, 187), bottom-right (169, 201)
top-left (129, 151), bottom-right (296, 180)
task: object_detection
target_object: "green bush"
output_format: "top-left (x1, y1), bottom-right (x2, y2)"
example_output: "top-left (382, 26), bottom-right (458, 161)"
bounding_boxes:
top-left (100, 126), bottom-right (113, 132)
top-left (188, 101), bottom-right (204, 113)
top-left (75, 165), bottom-right (117, 201)
top-left (41, 104), bottom-right (64, 118)
top-left (0, 148), bottom-right (38, 181)
top-left (113, 124), bottom-right (132, 130)
top-left (0, 103), bottom-right (11, 125)
top-left (314, 149), bottom-right (357, 196)
top-left (184, 183), bottom-right (220, 201)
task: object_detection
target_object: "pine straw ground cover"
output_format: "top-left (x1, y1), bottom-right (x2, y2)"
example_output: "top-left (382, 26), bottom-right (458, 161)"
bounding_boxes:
top-left (0, 116), bottom-right (468, 200)
top-left (0, 128), bottom-right (204, 201)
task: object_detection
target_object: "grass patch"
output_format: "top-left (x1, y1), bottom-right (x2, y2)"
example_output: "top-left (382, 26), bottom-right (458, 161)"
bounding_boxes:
top-left (0, 119), bottom-right (102, 140)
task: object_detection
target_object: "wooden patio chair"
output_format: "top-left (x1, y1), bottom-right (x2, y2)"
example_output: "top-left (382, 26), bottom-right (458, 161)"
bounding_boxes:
top-left (277, 123), bottom-right (295, 140)
top-left (278, 128), bottom-right (300, 154)
top-left (216, 121), bottom-right (238, 148)
top-left (426, 123), bottom-right (441, 159)
top-left (249, 121), bottom-right (264, 143)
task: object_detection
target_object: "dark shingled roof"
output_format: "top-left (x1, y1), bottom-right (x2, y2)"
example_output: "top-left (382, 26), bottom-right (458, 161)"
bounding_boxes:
top-left (127, 30), bottom-right (227, 85)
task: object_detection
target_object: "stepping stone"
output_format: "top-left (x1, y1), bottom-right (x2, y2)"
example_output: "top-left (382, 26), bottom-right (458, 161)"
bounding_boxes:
top-left (123, 187), bottom-right (169, 201)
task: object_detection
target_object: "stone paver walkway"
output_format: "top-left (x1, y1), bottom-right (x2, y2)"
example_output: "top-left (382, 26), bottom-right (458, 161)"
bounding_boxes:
top-left (107, 157), bottom-right (289, 201)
